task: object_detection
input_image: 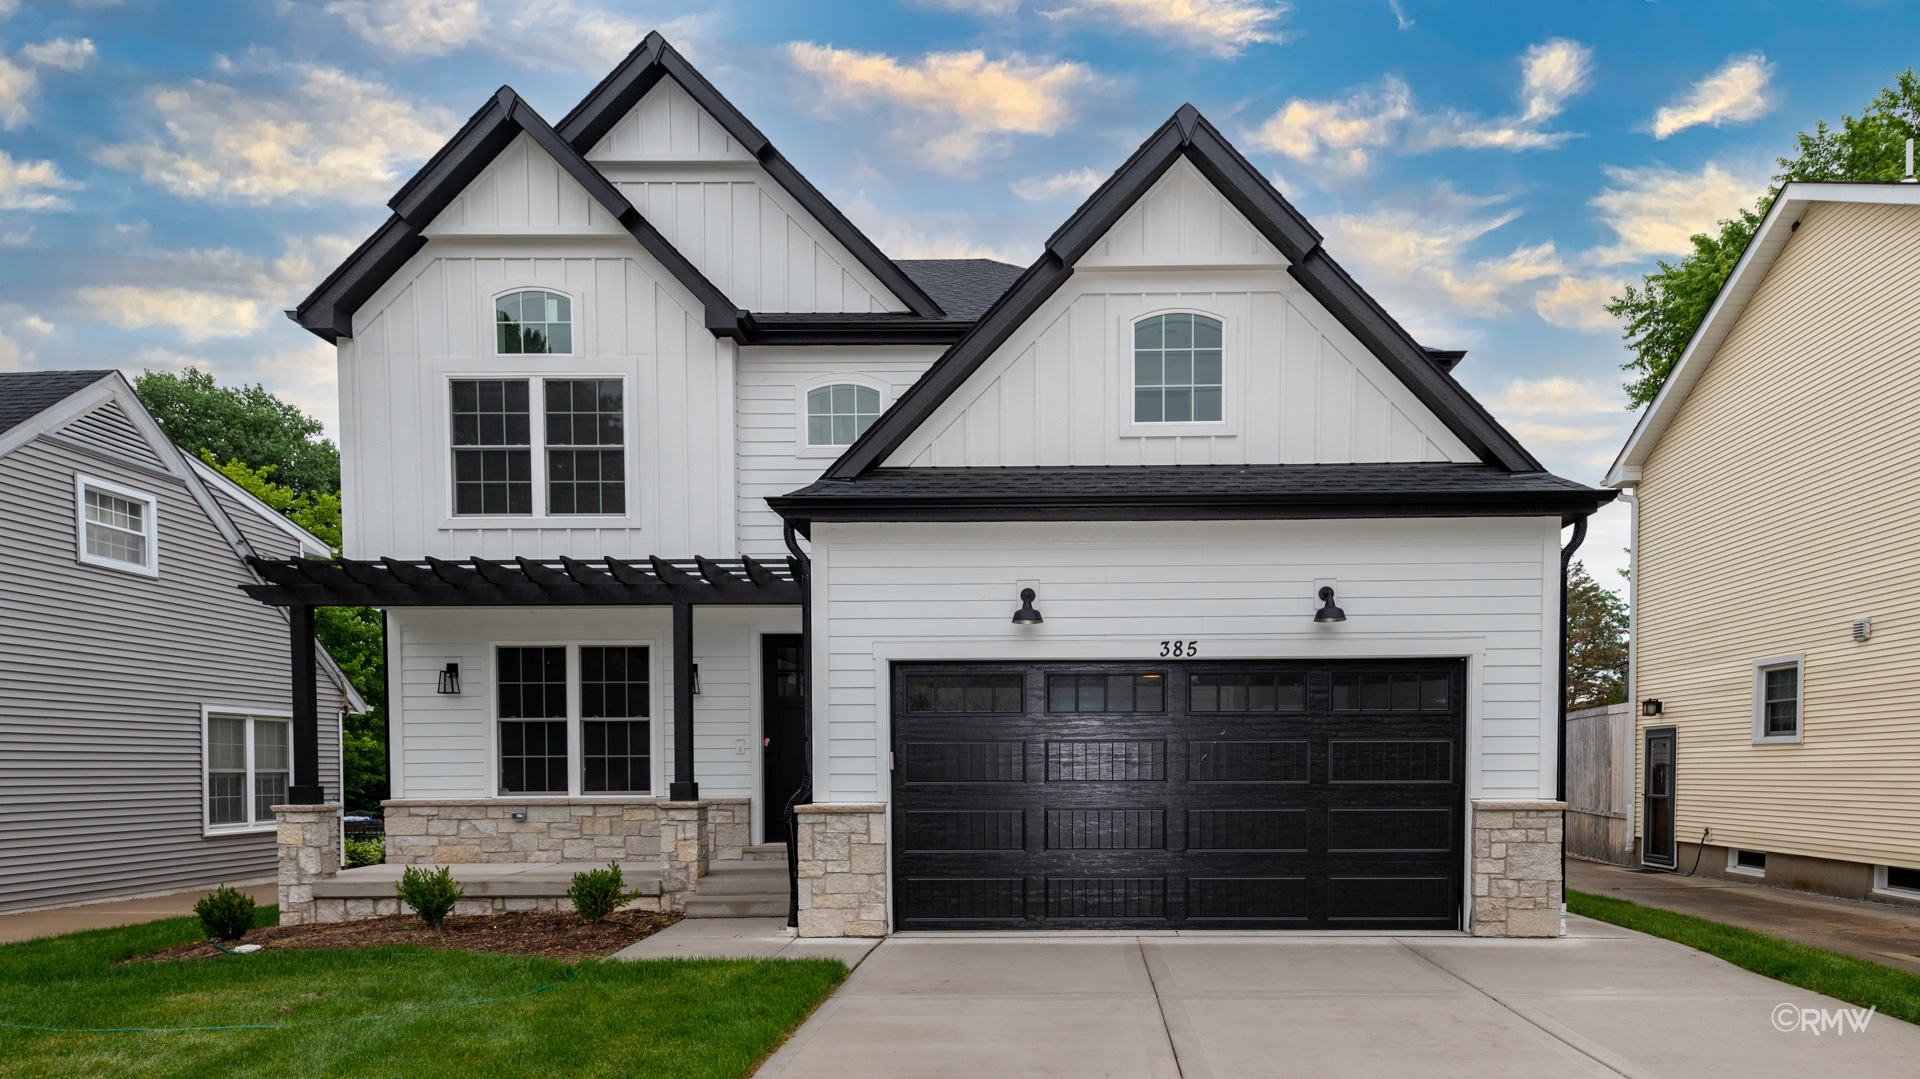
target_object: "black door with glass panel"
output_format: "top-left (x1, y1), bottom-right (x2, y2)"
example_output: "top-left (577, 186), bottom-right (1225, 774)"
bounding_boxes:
top-left (763, 635), bottom-right (807, 843)
top-left (1643, 727), bottom-right (1676, 867)
top-left (891, 660), bottom-right (1466, 931)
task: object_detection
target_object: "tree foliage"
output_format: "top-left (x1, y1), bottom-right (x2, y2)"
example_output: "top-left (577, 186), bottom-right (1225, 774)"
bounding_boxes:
top-left (134, 368), bottom-right (342, 496)
top-left (1565, 561), bottom-right (1629, 712)
top-left (1611, 69), bottom-right (1920, 408)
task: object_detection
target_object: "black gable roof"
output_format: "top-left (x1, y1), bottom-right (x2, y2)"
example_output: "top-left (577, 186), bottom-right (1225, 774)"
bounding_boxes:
top-left (0, 370), bottom-right (113, 436)
top-left (821, 105), bottom-right (1543, 478)
top-left (896, 260), bottom-right (1025, 321)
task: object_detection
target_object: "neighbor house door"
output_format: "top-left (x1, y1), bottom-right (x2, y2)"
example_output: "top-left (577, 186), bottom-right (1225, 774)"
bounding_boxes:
top-left (762, 635), bottom-right (806, 843)
top-left (1643, 727), bottom-right (1676, 867)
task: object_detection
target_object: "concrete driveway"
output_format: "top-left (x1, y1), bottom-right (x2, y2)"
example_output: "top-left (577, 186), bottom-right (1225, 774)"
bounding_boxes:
top-left (755, 916), bottom-right (1920, 1079)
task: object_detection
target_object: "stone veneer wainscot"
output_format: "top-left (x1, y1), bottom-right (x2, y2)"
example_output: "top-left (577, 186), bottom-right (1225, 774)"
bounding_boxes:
top-left (1471, 800), bottom-right (1566, 937)
top-left (795, 804), bottom-right (888, 938)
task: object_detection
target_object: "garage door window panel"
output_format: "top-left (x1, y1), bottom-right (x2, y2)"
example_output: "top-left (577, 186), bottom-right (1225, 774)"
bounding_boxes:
top-left (1047, 673), bottom-right (1164, 712)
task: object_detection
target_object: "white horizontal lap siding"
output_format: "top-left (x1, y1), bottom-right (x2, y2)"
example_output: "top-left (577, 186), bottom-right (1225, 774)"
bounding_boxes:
top-left (0, 439), bottom-right (343, 912)
top-left (810, 518), bottom-right (1560, 805)
top-left (734, 347), bottom-right (942, 555)
top-left (344, 241), bottom-right (734, 561)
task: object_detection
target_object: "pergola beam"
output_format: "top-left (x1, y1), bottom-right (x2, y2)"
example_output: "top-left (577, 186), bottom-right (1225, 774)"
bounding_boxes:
top-left (241, 555), bottom-right (802, 608)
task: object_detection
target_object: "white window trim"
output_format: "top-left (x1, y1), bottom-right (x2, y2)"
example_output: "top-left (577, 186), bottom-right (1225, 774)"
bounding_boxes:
top-left (1752, 654), bottom-right (1804, 744)
top-left (794, 373), bottom-right (892, 458)
top-left (489, 283), bottom-right (579, 357)
top-left (487, 640), bottom-right (661, 798)
top-left (1873, 865), bottom-right (1920, 901)
top-left (74, 473), bottom-right (160, 577)
top-left (1726, 848), bottom-right (1767, 877)
top-left (1117, 307), bottom-right (1240, 439)
top-left (201, 705), bottom-right (295, 837)
top-left (440, 372), bottom-right (637, 526)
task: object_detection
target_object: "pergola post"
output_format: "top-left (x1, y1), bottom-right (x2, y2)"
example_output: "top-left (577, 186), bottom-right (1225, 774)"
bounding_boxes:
top-left (288, 604), bottom-right (324, 804)
top-left (669, 600), bottom-right (698, 800)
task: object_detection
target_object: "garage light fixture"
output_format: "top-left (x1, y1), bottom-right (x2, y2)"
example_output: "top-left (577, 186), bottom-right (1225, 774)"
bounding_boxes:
top-left (1642, 699), bottom-right (1663, 717)
top-left (1012, 588), bottom-right (1044, 625)
top-left (1313, 587), bottom-right (1346, 623)
top-left (437, 663), bottom-right (461, 694)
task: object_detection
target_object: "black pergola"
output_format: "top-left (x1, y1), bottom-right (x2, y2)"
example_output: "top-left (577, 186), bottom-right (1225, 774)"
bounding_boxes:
top-left (243, 554), bottom-right (804, 804)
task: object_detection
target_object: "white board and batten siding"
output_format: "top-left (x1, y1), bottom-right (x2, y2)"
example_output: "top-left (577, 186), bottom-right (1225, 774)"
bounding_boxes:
top-left (809, 518), bottom-right (1565, 806)
top-left (885, 160), bottom-right (1475, 470)
top-left (0, 407), bottom-right (344, 913)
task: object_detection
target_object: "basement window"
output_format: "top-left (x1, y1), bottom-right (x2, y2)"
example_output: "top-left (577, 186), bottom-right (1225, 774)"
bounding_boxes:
top-left (1728, 849), bottom-right (1766, 876)
top-left (1877, 865), bottom-right (1920, 899)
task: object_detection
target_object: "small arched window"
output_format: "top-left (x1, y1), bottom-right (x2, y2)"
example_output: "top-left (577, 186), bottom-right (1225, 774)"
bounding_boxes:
top-left (497, 290), bottom-right (572, 354)
top-left (1134, 313), bottom-right (1222, 422)
top-left (807, 383), bottom-right (882, 445)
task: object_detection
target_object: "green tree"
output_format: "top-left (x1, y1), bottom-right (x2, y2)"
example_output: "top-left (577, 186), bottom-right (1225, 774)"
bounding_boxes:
top-left (134, 368), bottom-right (342, 496)
top-left (1565, 561), bottom-right (1629, 712)
top-left (1611, 69), bottom-right (1920, 407)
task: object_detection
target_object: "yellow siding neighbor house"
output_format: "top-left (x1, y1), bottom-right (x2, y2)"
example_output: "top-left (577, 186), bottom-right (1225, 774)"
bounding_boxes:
top-left (1607, 184), bottom-right (1920, 901)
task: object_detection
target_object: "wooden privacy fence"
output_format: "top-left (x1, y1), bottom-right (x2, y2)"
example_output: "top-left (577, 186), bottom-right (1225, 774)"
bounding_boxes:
top-left (1566, 703), bottom-right (1633, 864)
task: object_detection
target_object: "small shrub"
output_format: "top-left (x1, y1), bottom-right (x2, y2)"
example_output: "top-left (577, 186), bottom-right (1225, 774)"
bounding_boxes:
top-left (194, 884), bottom-right (257, 941)
top-left (567, 862), bottom-right (642, 922)
top-left (344, 836), bottom-right (385, 868)
top-left (395, 865), bottom-right (464, 926)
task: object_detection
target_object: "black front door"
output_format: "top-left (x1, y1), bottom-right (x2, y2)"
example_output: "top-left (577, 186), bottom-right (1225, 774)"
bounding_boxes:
top-left (891, 659), bottom-right (1466, 931)
top-left (1643, 727), bottom-right (1676, 867)
top-left (762, 635), bottom-right (806, 843)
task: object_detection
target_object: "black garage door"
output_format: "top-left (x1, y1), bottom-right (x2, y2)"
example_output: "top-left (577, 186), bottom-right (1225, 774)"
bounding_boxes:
top-left (891, 660), bottom-right (1465, 931)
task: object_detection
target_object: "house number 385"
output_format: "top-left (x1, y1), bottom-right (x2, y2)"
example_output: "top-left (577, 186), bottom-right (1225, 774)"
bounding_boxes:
top-left (1160, 640), bottom-right (1198, 657)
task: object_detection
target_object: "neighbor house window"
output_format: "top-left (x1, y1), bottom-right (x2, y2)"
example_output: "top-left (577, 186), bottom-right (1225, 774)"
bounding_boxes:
top-left (1134, 313), bottom-right (1222, 423)
top-left (1753, 656), bottom-right (1802, 742)
top-left (75, 476), bottom-right (158, 575)
top-left (581, 646), bottom-right (649, 794)
top-left (499, 646), bottom-right (568, 793)
top-left (807, 384), bottom-right (881, 446)
top-left (497, 290), bottom-right (572, 354)
top-left (545, 379), bottom-right (624, 515)
top-left (452, 380), bottom-right (532, 515)
top-left (206, 713), bottom-right (292, 830)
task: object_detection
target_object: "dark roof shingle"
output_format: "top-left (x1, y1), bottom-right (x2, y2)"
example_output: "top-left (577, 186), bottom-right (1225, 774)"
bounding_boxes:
top-left (895, 259), bottom-right (1026, 321)
top-left (0, 370), bottom-right (113, 437)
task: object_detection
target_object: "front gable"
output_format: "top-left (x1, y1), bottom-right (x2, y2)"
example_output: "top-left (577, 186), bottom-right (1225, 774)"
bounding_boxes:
top-left (1075, 158), bottom-right (1286, 271)
top-left (423, 131), bottom-right (628, 237)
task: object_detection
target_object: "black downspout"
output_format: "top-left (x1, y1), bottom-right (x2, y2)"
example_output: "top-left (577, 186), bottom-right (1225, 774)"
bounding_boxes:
top-left (670, 602), bottom-right (698, 801)
top-left (1558, 515), bottom-right (1589, 928)
top-left (783, 523), bottom-right (814, 930)
top-left (288, 604), bottom-right (324, 804)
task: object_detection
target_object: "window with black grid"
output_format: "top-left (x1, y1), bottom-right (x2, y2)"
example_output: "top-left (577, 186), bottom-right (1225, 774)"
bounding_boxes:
top-left (498, 646), bottom-right (567, 793)
top-left (545, 379), bottom-right (625, 514)
top-left (582, 646), bottom-right (649, 793)
top-left (452, 379), bottom-right (532, 515)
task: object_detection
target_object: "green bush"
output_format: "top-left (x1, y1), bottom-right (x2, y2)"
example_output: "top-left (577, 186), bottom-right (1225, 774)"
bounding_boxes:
top-left (344, 836), bottom-right (385, 868)
top-left (395, 865), bottom-right (464, 926)
top-left (567, 862), bottom-right (642, 922)
top-left (193, 884), bottom-right (257, 941)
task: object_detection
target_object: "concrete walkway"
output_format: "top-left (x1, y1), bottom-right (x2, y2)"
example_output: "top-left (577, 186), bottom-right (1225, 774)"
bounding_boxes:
top-left (0, 882), bottom-right (278, 945)
top-left (753, 917), bottom-right (1920, 1079)
top-left (610, 917), bottom-right (880, 967)
top-left (1571, 858), bottom-right (1920, 974)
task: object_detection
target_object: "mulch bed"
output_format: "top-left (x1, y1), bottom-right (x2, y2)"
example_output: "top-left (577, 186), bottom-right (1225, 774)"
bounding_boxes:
top-left (132, 909), bottom-right (683, 963)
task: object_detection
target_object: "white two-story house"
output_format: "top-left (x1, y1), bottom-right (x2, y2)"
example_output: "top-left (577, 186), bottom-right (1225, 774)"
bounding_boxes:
top-left (252, 34), bottom-right (1612, 937)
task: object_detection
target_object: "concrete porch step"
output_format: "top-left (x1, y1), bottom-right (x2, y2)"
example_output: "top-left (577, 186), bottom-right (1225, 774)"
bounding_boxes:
top-left (685, 863), bottom-right (789, 918)
top-left (696, 866), bottom-right (790, 896)
top-left (684, 896), bottom-right (790, 918)
top-left (741, 844), bottom-right (789, 861)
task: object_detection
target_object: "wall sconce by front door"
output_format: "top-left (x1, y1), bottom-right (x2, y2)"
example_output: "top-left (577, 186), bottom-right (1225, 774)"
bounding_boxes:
top-left (437, 663), bottom-right (461, 694)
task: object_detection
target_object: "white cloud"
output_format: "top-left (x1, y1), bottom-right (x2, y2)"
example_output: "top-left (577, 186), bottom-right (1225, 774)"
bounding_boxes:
top-left (844, 194), bottom-right (1034, 263)
top-left (1040, 0), bottom-right (1287, 57)
top-left (17, 313), bottom-right (52, 337)
top-left (325, 0), bottom-right (482, 55)
top-left (1485, 377), bottom-right (1629, 445)
top-left (0, 328), bottom-right (26, 371)
top-left (1388, 0), bottom-right (1412, 30)
top-left (0, 58), bottom-right (32, 128)
top-left (0, 226), bottom-right (31, 246)
top-left (788, 43), bottom-right (1099, 172)
top-left (1652, 53), bottom-right (1773, 139)
top-left (0, 150), bottom-right (79, 210)
top-left (1011, 167), bottom-right (1105, 200)
top-left (1587, 162), bottom-right (1766, 264)
top-left (79, 234), bottom-right (360, 342)
top-left (914, 0), bottom-right (1024, 12)
top-left (324, 0), bottom-right (698, 68)
top-left (1533, 275), bottom-right (1624, 333)
top-left (1248, 38), bottom-right (1591, 174)
top-left (82, 286), bottom-right (272, 341)
top-left (1320, 197), bottom-right (1564, 331)
top-left (0, 37), bottom-right (101, 128)
top-left (18, 37), bottom-right (95, 71)
top-left (95, 58), bottom-right (455, 205)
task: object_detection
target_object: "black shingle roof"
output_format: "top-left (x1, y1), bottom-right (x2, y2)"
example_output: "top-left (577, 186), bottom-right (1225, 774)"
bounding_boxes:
top-left (0, 370), bottom-right (113, 437)
top-left (895, 259), bottom-right (1026, 321)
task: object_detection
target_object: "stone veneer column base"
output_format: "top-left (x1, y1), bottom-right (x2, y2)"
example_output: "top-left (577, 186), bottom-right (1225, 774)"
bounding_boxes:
top-left (658, 800), bottom-right (710, 911)
top-left (1471, 800), bottom-right (1566, 938)
top-left (274, 803), bottom-right (342, 926)
top-left (795, 804), bottom-right (888, 937)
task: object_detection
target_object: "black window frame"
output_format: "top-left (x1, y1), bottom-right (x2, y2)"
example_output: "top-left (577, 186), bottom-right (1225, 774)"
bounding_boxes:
top-left (451, 379), bottom-right (533, 516)
top-left (544, 378), bottom-right (626, 516)
top-left (497, 646), bottom-right (569, 795)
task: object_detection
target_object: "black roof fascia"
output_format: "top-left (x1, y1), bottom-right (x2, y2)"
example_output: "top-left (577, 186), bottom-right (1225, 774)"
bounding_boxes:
top-left (822, 105), bottom-right (1543, 479)
top-left (242, 555), bottom-right (801, 608)
top-left (289, 215), bottom-right (428, 342)
top-left (1425, 348), bottom-right (1466, 372)
top-left (554, 32), bottom-right (945, 319)
top-left (736, 313), bottom-right (974, 346)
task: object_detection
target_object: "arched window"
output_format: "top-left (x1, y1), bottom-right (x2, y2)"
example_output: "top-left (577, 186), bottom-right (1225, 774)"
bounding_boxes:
top-left (807, 383), bottom-right (882, 445)
top-left (1134, 313), bottom-right (1222, 422)
top-left (497, 290), bottom-right (572, 354)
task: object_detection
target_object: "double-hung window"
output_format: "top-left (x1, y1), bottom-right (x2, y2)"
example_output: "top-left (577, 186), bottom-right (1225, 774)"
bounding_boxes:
top-left (498, 647), bottom-right (568, 794)
top-left (581, 646), bottom-right (649, 794)
top-left (206, 713), bottom-right (292, 830)
top-left (497, 645), bottom-right (653, 795)
top-left (1753, 656), bottom-right (1802, 743)
top-left (451, 377), bottom-right (626, 517)
top-left (545, 379), bottom-right (625, 514)
top-left (452, 379), bottom-right (532, 515)
top-left (75, 476), bottom-right (158, 575)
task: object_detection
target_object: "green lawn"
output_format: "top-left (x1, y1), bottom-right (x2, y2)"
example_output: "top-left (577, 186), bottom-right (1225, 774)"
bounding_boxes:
top-left (0, 906), bottom-right (847, 1079)
top-left (1569, 888), bottom-right (1920, 1025)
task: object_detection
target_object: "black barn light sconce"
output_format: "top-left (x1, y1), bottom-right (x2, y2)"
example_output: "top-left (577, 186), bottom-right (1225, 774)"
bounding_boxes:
top-left (437, 663), bottom-right (461, 695)
top-left (1642, 699), bottom-right (1663, 717)
top-left (1313, 587), bottom-right (1346, 623)
top-left (1012, 588), bottom-right (1044, 625)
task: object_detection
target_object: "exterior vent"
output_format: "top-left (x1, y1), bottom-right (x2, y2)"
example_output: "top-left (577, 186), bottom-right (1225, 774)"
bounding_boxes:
top-left (1853, 618), bottom-right (1872, 642)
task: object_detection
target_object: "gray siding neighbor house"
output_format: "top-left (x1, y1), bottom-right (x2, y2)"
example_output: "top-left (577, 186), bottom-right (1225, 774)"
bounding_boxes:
top-left (0, 370), bottom-right (359, 915)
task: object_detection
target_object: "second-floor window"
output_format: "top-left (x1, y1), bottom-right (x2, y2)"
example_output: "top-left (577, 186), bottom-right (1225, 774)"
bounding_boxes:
top-left (807, 383), bottom-right (881, 446)
top-left (1134, 313), bottom-right (1223, 423)
top-left (497, 290), bottom-right (571, 354)
top-left (451, 378), bottom-right (627, 517)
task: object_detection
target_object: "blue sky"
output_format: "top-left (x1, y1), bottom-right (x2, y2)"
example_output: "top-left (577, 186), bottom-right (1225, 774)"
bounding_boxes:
top-left (3, 0), bottom-right (1914, 583)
